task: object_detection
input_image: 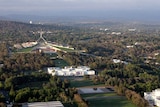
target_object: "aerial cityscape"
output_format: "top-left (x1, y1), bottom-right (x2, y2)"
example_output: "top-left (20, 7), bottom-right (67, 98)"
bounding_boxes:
top-left (0, 0), bottom-right (160, 107)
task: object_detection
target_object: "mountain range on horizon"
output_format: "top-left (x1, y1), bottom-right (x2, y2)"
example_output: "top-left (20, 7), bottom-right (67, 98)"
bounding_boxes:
top-left (1, 11), bottom-right (160, 25)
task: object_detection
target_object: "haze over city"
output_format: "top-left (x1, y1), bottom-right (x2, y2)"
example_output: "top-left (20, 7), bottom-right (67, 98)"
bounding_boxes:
top-left (1, 0), bottom-right (160, 23)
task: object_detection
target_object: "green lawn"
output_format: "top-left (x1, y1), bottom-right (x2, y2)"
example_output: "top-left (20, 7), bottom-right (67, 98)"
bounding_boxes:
top-left (68, 78), bottom-right (137, 107)
top-left (63, 102), bottom-right (78, 107)
top-left (16, 47), bottom-right (33, 53)
top-left (53, 59), bottom-right (69, 67)
top-left (70, 79), bottom-right (104, 88)
top-left (70, 79), bottom-right (94, 88)
top-left (81, 93), bottom-right (137, 107)
top-left (81, 93), bottom-right (116, 98)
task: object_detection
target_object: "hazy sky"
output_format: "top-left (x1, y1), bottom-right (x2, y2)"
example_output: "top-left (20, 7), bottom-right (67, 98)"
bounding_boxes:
top-left (0, 0), bottom-right (160, 21)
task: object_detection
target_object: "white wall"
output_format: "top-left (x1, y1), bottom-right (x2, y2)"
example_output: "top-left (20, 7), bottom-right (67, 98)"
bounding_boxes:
top-left (47, 66), bottom-right (95, 76)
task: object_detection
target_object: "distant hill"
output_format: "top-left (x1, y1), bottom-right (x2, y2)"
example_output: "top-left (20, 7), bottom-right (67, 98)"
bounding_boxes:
top-left (0, 20), bottom-right (76, 43)
top-left (1, 11), bottom-right (160, 25)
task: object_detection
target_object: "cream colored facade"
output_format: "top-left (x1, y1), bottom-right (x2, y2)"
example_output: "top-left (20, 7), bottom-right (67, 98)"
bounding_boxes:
top-left (144, 89), bottom-right (160, 107)
top-left (47, 66), bottom-right (95, 76)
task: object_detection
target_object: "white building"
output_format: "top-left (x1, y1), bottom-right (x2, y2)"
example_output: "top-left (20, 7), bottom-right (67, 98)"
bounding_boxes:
top-left (29, 21), bottom-right (33, 24)
top-left (112, 59), bottom-right (128, 64)
top-left (21, 42), bottom-right (37, 48)
top-left (126, 45), bottom-right (134, 48)
top-left (14, 44), bottom-right (22, 49)
top-left (144, 89), bottom-right (160, 107)
top-left (128, 29), bottom-right (136, 32)
top-left (47, 66), bottom-right (95, 76)
top-left (111, 32), bottom-right (121, 35)
top-left (22, 101), bottom-right (64, 107)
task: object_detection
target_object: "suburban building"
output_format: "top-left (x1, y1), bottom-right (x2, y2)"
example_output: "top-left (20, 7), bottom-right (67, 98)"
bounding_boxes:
top-left (47, 66), bottom-right (95, 76)
top-left (22, 101), bottom-right (64, 107)
top-left (144, 89), bottom-right (160, 107)
top-left (111, 32), bottom-right (121, 35)
top-left (128, 29), bottom-right (136, 32)
top-left (112, 59), bottom-right (128, 64)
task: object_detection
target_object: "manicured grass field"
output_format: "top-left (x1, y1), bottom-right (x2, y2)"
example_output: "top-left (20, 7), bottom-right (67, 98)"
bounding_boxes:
top-left (16, 47), bottom-right (33, 53)
top-left (69, 78), bottom-right (136, 107)
top-left (70, 79), bottom-right (104, 88)
top-left (70, 79), bottom-right (94, 88)
top-left (63, 102), bottom-right (78, 107)
top-left (81, 93), bottom-right (137, 107)
top-left (81, 93), bottom-right (116, 98)
top-left (53, 59), bottom-right (69, 67)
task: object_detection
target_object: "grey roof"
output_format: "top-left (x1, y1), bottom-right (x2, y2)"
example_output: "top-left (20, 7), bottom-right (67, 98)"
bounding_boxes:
top-left (22, 101), bottom-right (64, 107)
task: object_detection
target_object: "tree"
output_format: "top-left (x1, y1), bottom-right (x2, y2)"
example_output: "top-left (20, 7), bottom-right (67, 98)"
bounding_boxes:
top-left (0, 102), bottom-right (6, 107)
top-left (4, 77), bottom-right (13, 90)
top-left (0, 93), bottom-right (5, 102)
top-left (74, 94), bottom-right (88, 107)
top-left (15, 88), bottom-right (31, 103)
top-left (0, 81), bottom-right (4, 89)
top-left (9, 85), bottom-right (16, 101)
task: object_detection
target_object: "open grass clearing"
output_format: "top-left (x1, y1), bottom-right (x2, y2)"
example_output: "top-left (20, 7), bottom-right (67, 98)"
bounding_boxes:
top-left (45, 53), bottom-right (58, 57)
top-left (70, 79), bottom-right (94, 88)
top-left (16, 47), bottom-right (33, 53)
top-left (63, 102), bottom-right (77, 107)
top-left (70, 78), bottom-right (104, 88)
top-left (53, 59), bottom-right (69, 67)
top-left (81, 93), bottom-right (137, 107)
top-left (81, 92), bottom-right (116, 98)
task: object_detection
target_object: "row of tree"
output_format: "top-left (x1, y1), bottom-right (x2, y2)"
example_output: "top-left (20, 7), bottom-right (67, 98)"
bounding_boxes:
top-left (114, 85), bottom-right (149, 107)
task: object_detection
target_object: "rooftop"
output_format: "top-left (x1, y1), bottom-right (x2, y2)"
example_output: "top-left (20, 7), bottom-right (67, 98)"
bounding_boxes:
top-left (22, 101), bottom-right (64, 107)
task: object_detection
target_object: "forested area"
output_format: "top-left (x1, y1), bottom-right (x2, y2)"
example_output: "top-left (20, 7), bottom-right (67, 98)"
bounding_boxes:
top-left (0, 45), bottom-right (54, 81)
top-left (6, 75), bottom-right (75, 103)
top-left (0, 73), bottom-right (82, 106)
top-left (2, 53), bottom-right (54, 73)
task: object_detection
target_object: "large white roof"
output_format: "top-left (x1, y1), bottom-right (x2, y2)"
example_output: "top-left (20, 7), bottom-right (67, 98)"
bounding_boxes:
top-left (22, 101), bottom-right (64, 107)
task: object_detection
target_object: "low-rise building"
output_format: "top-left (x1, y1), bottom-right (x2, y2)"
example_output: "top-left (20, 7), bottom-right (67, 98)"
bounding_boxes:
top-left (128, 29), bottom-right (136, 32)
top-left (112, 59), bottom-right (128, 64)
top-left (21, 42), bottom-right (37, 48)
top-left (111, 32), bottom-right (121, 35)
top-left (126, 45), bottom-right (134, 48)
top-left (144, 89), bottom-right (160, 107)
top-left (22, 101), bottom-right (64, 107)
top-left (14, 44), bottom-right (22, 49)
top-left (47, 66), bottom-right (95, 76)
